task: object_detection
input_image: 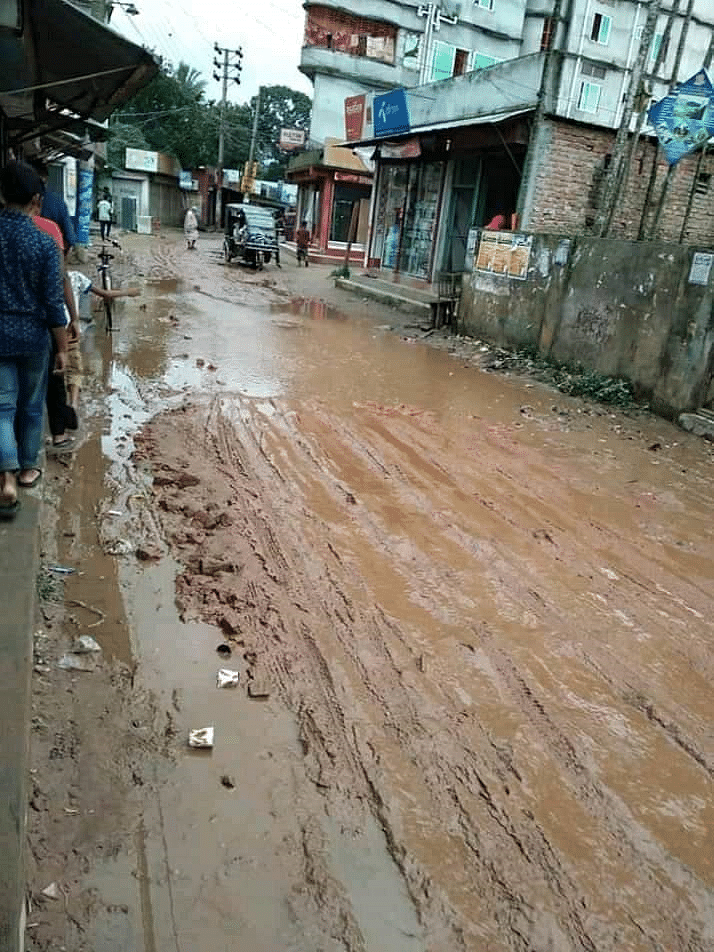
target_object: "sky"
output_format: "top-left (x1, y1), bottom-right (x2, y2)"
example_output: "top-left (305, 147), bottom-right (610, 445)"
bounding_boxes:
top-left (111, 0), bottom-right (313, 105)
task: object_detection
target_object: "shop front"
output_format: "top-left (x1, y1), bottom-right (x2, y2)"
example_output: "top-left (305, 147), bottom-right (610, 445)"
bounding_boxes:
top-left (287, 140), bottom-right (373, 262)
top-left (364, 118), bottom-right (529, 283)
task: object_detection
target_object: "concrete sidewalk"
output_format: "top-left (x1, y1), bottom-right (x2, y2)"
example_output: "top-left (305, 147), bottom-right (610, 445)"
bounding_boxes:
top-left (334, 272), bottom-right (436, 317)
top-left (0, 494), bottom-right (40, 952)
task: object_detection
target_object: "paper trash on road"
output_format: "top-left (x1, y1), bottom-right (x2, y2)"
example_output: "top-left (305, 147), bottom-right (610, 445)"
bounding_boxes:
top-left (188, 726), bottom-right (214, 748)
top-left (57, 653), bottom-right (94, 672)
top-left (41, 883), bottom-right (61, 900)
top-left (216, 668), bottom-right (240, 688)
top-left (71, 635), bottom-right (102, 654)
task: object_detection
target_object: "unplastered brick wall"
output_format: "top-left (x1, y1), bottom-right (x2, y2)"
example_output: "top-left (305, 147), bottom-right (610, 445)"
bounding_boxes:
top-left (529, 119), bottom-right (714, 246)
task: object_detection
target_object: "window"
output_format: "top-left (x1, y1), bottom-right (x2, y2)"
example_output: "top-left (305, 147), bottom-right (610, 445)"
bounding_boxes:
top-left (578, 81), bottom-right (602, 113)
top-left (649, 32), bottom-right (669, 66)
top-left (581, 61), bottom-right (606, 80)
top-left (474, 0), bottom-right (494, 11)
top-left (472, 51), bottom-right (499, 71)
top-left (431, 40), bottom-right (456, 81)
top-left (541, 16), bottom-right (555, 51)
top-left (454, 48), bottom-right (469, 75)
top-left (590, 12), bottom-right (611, 44)
top-left (695, 172), bottom-right (711, 195)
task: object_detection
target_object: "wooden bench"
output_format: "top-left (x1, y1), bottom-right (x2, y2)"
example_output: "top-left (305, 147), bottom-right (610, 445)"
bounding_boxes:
top-left (431, 271), bottom-right (463, 330)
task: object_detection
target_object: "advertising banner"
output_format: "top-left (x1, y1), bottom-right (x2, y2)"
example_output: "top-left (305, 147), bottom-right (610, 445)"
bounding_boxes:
top-left (279, 128), bottom-right (306, 151)
top-left (75, 165), bottom-right (93, 245)
top-left (374, 88), bottom-right (410, 137)
top-left (648, 68), bottom-right (714, 165)
top-left (344, 94), bottom-right (366, 141)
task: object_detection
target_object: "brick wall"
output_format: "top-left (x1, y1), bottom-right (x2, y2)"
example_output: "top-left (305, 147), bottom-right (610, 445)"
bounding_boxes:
top-left (529, 119), bottom-right (714, 245)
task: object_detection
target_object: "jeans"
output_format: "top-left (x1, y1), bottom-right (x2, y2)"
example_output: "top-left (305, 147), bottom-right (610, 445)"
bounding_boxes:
top-left (100, 220), bottom-right (111, 240)
top-left (0, 350), bottom-right (49, 472)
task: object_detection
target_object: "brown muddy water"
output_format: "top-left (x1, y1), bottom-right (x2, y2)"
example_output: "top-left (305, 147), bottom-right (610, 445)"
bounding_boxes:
top-left (29, 238), bottom-right (714, 952)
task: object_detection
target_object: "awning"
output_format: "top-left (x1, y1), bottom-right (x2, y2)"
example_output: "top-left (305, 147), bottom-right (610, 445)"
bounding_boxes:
top-left (343, 106), bottom-right (535, 150)
top-left (0, 0), bottom-right (158, 148)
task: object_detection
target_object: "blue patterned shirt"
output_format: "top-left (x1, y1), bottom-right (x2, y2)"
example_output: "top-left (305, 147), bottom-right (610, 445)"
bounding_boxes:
top-left (0, 209), bottom-right (66, 357)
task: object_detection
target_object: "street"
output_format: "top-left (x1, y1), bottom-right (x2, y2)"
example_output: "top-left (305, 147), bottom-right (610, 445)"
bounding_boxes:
top-left (27, 231), bottom-right (714, 952)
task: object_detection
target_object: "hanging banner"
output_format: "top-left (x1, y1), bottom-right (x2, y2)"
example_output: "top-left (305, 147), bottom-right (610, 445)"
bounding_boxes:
top-left (75, 165), bottom-right (94, 246)
top-left (648, 68), bottom-right (714, 165)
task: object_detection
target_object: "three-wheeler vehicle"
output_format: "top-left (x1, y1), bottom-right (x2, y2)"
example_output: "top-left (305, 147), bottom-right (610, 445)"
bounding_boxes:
top-left (223, 203), bottom-right (279, 270)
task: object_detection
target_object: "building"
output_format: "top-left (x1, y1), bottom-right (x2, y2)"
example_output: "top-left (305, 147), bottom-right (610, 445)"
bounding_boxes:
top-left (330, 1), bottom-right (714, 282)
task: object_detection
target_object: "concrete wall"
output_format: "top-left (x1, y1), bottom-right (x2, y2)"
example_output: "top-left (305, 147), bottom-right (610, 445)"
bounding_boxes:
top-left (460, 232), bottom-right (714, 417)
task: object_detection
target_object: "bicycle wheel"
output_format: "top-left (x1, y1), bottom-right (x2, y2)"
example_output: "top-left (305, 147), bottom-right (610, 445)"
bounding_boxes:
top-left (102, 267), bottom-right (113, 333)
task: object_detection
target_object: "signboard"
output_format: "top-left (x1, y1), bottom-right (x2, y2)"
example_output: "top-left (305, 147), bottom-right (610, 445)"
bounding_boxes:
top-left (648, 69), bottom-right (714, 165)
top-left (75, 166), bottom-right (93, 245)
top-left (279, 128), bottom-right (306, 151)
top-left (344, 94), bottom-right (366, 141)
top-left (179, 171), bottom-right (193, 189)
top-left (475, 232), bottom-right (532, 280)
top-left (688, 251), bottom-right (714, 285)
top-left (125, 148), bottom-right (159, 173)
top-left (374, 88), bottom-right (410, 137)
top-left (379, 137), bottom-right (421, 159)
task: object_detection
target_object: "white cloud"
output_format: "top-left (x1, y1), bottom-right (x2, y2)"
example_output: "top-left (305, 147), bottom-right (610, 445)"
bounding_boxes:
top-left (112, 0), bottom-right (313, 103)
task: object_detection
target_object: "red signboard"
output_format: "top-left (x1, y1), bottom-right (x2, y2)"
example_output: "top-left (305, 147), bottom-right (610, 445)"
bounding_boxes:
top-left (344, 94), bottom-right (366, 141)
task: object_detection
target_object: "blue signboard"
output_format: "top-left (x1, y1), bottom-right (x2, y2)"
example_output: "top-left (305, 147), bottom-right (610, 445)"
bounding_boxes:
top-left (648, 68), bottom-right (714, 165)
top-left (374, 88), bottom-right (410, 137)
top-left (75, 165), bottom-right (94, 245)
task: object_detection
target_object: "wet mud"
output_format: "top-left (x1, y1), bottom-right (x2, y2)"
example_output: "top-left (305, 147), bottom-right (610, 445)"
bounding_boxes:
top-left (28, 233), bottom-right (714, 951)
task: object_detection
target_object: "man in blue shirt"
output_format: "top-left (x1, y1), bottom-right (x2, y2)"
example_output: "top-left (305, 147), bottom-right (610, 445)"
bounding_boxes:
top-left (0, 161), bottom-right (68, 518)
top-left (30, 159), bottom-right (76, 253)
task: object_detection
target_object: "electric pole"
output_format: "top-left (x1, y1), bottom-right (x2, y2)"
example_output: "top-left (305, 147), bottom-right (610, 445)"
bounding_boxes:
top-left (213, 42), bottom-right (243, 171)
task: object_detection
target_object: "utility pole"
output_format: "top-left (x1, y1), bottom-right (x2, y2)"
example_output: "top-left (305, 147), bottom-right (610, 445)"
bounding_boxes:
top-left (594, 0), bottom-right (660, 237)
top-left (242, 87), bottom-right (261, 198)
top-left (213, 42), bottom-right (243, 171)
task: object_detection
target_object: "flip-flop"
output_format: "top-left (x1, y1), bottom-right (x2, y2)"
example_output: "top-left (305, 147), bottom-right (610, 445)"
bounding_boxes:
top-left (0, 496), bottom-right (19, 519)
top-left (49, 437), bottom-right (74, 449)
top-left (18, 468), bottom-right (42, 488)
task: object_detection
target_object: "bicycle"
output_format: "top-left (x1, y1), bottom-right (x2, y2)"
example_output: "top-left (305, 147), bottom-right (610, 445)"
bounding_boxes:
top-left (97, 238), bottom-right (121, 332)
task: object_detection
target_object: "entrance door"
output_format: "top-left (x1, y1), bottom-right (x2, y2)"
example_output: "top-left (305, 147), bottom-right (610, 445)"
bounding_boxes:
top-left (442, 158), bottom-right (483, 272)
top-left (120, 195), bottom-right (137, 232)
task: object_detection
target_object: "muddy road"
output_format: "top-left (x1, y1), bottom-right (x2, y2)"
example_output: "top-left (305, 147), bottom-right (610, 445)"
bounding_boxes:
top-left (28, 232), bottom-right (714, 952)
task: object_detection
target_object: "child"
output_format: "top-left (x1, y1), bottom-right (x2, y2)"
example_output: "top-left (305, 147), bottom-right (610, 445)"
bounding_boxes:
top-left (58, 271), bottom-right (140, 438)
top-left (295, 219), bottom-right (310, 267)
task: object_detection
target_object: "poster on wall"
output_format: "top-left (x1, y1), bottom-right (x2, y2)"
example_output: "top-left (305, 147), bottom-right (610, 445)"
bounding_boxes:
top-left (648, 68), bottom-right (714, 165)
top-left (475, 232), bottom-right (532, 279)
top-left (75, 166), bottom-right (93, 246)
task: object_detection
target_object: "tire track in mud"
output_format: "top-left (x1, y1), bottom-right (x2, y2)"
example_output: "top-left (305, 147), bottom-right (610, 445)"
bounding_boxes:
top-left (136, 393), bottom-right (714, 952)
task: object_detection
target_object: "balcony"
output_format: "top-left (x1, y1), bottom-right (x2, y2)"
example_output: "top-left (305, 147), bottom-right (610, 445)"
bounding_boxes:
top-left (300, 44), bottom-right (414, 88)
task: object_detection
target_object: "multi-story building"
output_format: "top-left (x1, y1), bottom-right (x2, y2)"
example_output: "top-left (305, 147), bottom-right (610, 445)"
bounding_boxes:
top-left (292, 0), bottom-right (714, 277)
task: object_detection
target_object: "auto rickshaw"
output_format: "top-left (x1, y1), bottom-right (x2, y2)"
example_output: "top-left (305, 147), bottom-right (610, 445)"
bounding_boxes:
top-left (223, 203), bottom-right (279, 270)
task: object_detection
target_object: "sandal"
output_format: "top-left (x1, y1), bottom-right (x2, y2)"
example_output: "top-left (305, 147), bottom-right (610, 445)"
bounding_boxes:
top-left (50, 436), bottom-right (74, 449)
top-left (0, 484), bottom-right (19, 519)
top-left (18, 468), bottom-right (42, 488)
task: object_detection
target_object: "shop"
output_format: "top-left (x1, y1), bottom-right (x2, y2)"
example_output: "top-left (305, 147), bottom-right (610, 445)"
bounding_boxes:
top-left (365, 117), bottom-right (528, 281)
top-left (287, 139), bottom-right (373, 262)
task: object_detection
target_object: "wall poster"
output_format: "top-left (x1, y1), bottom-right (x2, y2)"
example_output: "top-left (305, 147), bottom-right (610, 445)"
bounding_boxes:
top-left (475, 232), bottom-right (532, 279)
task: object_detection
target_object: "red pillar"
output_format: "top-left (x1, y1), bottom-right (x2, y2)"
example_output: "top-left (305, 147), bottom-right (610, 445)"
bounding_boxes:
top-left (318, 175), bottom-right (334, 252)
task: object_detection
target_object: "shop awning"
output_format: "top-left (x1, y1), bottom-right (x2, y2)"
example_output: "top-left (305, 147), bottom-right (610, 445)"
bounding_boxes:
top-left (0, 0), bottom-right (158, 148)
top-left (343, 105), bottom-right (535, 150)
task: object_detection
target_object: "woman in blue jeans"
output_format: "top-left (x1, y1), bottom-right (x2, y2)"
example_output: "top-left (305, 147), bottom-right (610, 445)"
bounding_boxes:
top-left (0, 161), bottom-right (67, 518)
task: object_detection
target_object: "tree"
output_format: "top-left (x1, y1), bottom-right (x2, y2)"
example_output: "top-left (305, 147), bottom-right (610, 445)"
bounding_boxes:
top-left (107, 67), bottom-right (312, 175)
top-left (253, 85), bottom-right (312, 179)
top-left (110, 60), bottom-right (216, 169)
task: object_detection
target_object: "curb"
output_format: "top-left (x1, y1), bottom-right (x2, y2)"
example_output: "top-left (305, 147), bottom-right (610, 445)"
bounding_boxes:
top-left (0, 495), bottom-right (40, 952)
top-left (334, 277), bottom-right (432, 316)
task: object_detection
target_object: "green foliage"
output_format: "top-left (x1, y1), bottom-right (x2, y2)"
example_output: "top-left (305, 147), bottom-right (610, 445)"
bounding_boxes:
top-left (489, 348), bottom-right (637, 408)
top-left (330, 264), bottom-right (351, 279)
top-left (107, 66), bottom-right (312, 176)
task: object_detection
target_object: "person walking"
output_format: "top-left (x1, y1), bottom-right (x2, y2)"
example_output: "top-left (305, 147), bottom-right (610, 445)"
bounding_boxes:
top-left (29, 159), bottom-right (77, 255)
top-left (97, 190), bottom-right (113, 242)
top-left (0, 161), bottom-right (68, 518)
top-left (295, 219), bottom-right (310, 266)
top-left (184, 206), bottom-right (199, 250)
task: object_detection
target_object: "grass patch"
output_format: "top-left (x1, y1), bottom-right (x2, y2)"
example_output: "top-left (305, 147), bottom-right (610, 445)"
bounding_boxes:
top-left (330, 264), bottom-right (351, 279)
top-left (36, 566), bottom-right (64, 603)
